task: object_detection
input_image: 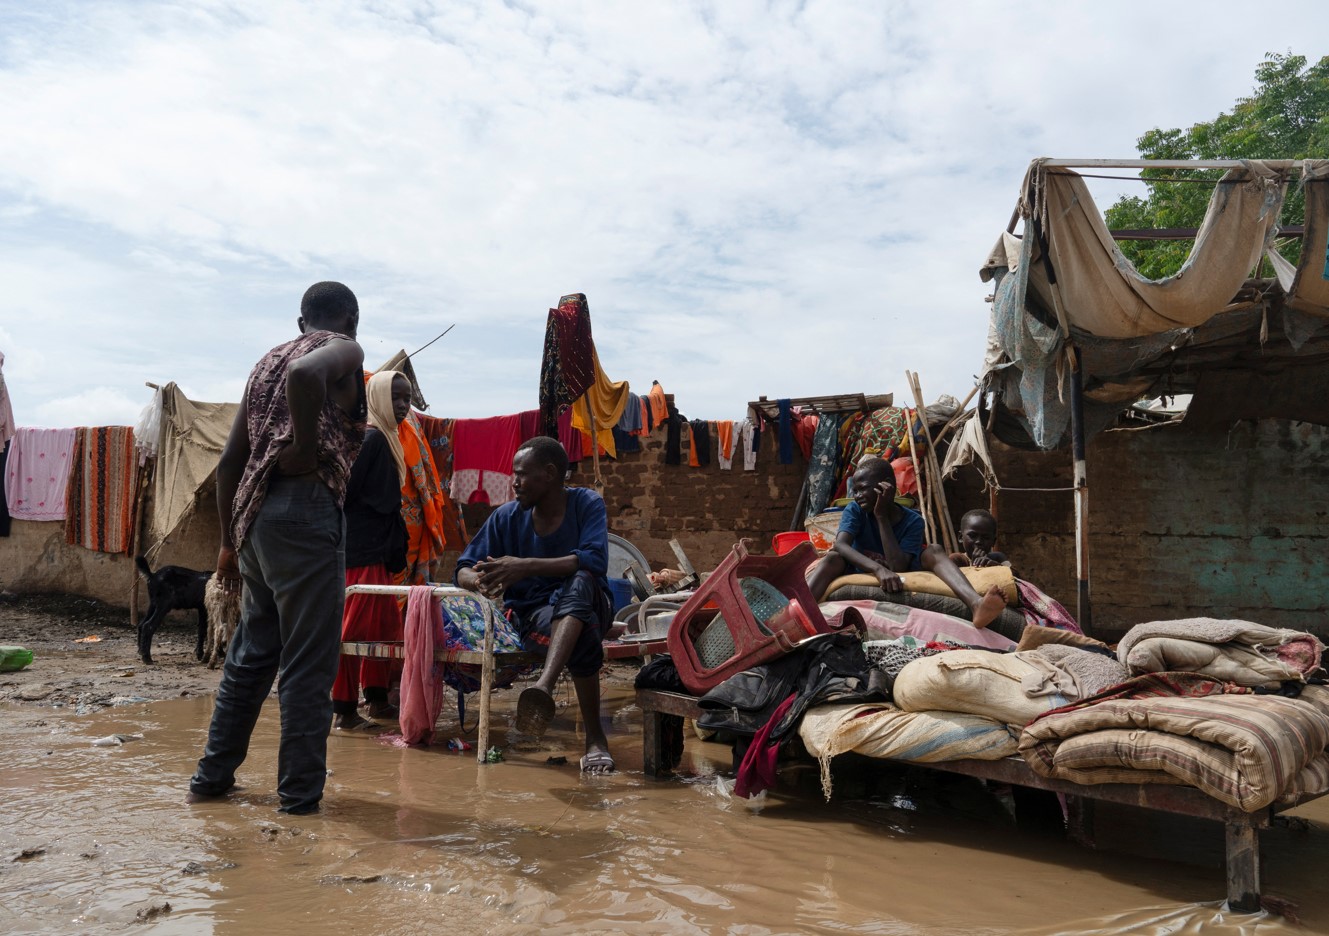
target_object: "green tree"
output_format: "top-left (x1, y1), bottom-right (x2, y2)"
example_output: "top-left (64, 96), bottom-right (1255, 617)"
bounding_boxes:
top-left (1104, 52), bottom-right (1329, 279)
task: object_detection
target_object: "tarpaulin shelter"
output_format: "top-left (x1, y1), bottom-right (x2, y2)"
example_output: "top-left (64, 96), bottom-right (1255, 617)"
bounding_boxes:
top-left (976, 157), bottom-right (1329, 630)
top-left (143, 383), bottom-right (238, 561)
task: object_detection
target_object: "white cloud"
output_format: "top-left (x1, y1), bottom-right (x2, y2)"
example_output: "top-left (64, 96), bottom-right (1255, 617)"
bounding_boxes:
top-left (0, 0), bottom-right (1325, 425)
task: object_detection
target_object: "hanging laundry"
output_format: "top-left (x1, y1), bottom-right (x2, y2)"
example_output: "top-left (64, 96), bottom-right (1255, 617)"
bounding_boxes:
top-left (843, 406), bottom-right (909, 472)
top-left (616, 391), bottom-right (642, 434)
top-left (648, 381), bottom-right (669, 425)
top-left (450, 413), bottom-right (524, 507)
top-left (804, 414), bottom-right (842, 520)
top-left (664, 400), bottom-right (683, 466)
top-left (557, 407), bottom-right (584, 464)
top-left (715, 420), bottom-right (736, 470)
top-left (638, 396), bottom-right (652, 435)
top-left (538, 293), bottom-right (597, 437)
top-left (736, 417), bottom-right (757, 471)
top-left (793, 411), bottom-right (818, 461)
top-left (569, 355), bottom-right (629, 459)
top-left (611, 426), bottom-right (641, 455)
top-left (0, 440), bottom-right (9, 536)
top-left (0, 351), bottom-right (14, 450)
top-left (4, 427), bottom-right (77, 522)
top-left (688, 419), bottom-right (712, 467)
top-left (64, 426), bottom-right (141, 554)
top-left (776, 398), bottom-right (794, 464)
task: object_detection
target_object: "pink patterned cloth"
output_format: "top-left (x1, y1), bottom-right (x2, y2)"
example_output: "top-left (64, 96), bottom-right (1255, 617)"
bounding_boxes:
top-left (821, 599), bottom-right (1016, 651)
top-left (4, 427), bottom-right (77, 521)
top-left (1015, 579), bottom-right (1083, 634)
top-left (398, 585), bottom-right (445, 745)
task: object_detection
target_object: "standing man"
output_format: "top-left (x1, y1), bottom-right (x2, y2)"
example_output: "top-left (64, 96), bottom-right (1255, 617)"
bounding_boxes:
top-left (189, 282), bottom-right (366, 814)
top-left (454, 436), bottom-right (616, 774)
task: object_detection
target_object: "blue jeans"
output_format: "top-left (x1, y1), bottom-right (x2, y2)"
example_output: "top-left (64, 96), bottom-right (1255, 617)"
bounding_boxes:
top-left (190, 478), bottom-right (346, 814)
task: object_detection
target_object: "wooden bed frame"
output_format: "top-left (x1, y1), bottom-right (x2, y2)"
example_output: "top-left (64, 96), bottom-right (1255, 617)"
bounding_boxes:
top-left (636, 688), bottom-right (1324, 912)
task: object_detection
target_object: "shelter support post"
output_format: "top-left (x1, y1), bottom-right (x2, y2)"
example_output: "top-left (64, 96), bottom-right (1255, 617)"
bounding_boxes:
top-left (477, 598), bottom-right (496, 765)
top-left (1068, 346), bottom-right (1092, 634)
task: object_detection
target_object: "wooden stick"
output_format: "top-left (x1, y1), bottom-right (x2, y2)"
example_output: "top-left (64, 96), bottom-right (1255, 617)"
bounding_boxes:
top-left (907, 372), bottom-right (959, 554)
top-left (931, 384), bottom-right (980, 446)
top-left (907, 407), bottom-right (936, 547)
top-left (585, 393), bottom-right (604, 491)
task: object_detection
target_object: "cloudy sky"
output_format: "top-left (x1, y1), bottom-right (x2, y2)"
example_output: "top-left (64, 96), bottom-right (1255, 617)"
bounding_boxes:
top-left (1, 1), bottom-right (1324, 427)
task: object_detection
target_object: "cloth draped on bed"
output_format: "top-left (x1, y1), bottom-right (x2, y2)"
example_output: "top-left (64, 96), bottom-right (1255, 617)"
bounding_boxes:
top-left (1019, 685), bottom-right (1329, 812)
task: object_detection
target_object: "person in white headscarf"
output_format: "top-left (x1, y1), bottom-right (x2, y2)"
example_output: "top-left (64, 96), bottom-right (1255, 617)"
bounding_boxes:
top-left (331, 371), bottom-right (412, 730)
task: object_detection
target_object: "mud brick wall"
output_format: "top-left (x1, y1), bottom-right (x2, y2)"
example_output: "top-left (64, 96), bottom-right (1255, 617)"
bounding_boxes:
top-left (947, 418), bottom-right (1329, 642)
top-left (448, 423), bottom-right (807, 576)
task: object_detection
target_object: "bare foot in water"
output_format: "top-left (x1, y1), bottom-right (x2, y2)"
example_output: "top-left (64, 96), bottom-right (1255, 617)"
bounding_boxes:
top-left (971, 586), bottom-right (1006, 630)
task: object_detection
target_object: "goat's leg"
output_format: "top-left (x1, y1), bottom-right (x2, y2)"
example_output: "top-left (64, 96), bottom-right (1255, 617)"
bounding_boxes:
top-left (139, 602), bottom-right (168, 665)
top-left (195, 606), bottom-right (208, 661)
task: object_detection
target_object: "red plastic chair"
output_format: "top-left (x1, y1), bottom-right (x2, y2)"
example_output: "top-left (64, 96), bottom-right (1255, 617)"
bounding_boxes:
top-left (666, 539), bottom-right (854, 695)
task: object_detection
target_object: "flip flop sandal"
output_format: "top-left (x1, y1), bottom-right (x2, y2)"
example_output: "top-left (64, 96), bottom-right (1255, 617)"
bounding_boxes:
top-left (514, 687), bottom-right (556, 738)
top-left (579, 751), bottom-right (616, 775)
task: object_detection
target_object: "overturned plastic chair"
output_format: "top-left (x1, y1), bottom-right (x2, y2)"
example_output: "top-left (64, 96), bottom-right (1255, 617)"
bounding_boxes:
top-left (666, 539), bottom-right (858, 695)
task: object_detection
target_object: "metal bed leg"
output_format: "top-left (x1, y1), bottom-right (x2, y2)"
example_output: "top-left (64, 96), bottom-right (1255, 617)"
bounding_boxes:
top-left (477, 599), bottom-right (495, 765)
top-left (1225, 818), bottom-right (1261, 912)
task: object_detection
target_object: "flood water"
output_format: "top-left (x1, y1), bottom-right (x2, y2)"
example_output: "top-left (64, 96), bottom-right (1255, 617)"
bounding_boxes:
top-left (3, 683), bottom-right (1328, 935)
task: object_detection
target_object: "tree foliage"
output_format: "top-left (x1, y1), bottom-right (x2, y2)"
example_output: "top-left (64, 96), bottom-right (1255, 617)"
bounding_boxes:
top-left (1104, 52), bottom-right (1329, 279)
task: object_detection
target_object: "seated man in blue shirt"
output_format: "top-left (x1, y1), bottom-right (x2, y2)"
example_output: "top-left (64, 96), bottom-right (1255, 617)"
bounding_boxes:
top-left (454, 436), bottom-right (615, 774)
top-left (807, 457), bottom-right (1007, 629)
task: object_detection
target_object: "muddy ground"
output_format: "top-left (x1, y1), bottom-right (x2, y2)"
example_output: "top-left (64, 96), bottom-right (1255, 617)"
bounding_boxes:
top-left (0, 592), bottom-right (224, 710)
top-left (0, 591), bottom-right (639, 712)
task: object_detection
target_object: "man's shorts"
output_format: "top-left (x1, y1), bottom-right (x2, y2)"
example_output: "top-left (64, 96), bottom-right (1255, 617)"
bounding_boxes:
top-left (517, 570), bottom-right (612, 678)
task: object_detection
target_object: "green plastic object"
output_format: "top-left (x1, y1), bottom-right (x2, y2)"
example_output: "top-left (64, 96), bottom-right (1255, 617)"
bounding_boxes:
top-left (0, 646), bottom-right (34, 672)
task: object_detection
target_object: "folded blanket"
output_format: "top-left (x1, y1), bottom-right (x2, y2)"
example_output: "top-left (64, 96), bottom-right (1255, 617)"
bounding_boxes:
top-left (800, 702), bottom-right (1019, 799)
top-left (1019, 644), bottom-right (1128, 702)
top-left (1117, 618), bottom-right (1324, 689)
top-left (1019, 687), bottom-right (1329, 812)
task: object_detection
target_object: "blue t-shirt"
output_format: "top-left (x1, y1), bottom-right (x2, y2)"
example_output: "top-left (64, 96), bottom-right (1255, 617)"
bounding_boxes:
top-left (836, 501), bottom-right (925, 572)
top-left (454, 487), bottom-right (610, 615)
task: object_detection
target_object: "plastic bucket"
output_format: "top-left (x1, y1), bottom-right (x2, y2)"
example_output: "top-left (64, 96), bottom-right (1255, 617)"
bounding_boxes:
top-left (772, 531), bottom-right (811, 556)
top-left (607, 577), bottom-right (635, 613)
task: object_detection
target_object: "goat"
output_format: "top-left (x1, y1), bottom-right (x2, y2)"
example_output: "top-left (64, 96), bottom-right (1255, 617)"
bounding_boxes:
top-left (134, 555), bottom-right (211, 665)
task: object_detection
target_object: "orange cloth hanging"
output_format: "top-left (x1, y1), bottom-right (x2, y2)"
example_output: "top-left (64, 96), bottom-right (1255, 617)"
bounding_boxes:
top-left (715, 420), bottom-right (734, 462)
top-left (570, 351), bottom-right (629, 458)
top-left (648, 382), bottom-right (668, 424)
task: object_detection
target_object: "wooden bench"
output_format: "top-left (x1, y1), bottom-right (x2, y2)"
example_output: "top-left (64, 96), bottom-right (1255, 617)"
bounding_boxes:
top-left (636, 688), bottom-right (1322, 912)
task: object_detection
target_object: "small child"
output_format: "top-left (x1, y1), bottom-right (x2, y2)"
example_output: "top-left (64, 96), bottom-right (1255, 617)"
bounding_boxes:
top-left (953, 509), bottom-right (1010, 568)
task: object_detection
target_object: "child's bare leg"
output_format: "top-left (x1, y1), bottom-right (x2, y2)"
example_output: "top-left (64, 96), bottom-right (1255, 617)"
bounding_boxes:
top-left (806, 553), bottom-right (848, 603)
top-left (920, 545), bottom-right (1006, 629)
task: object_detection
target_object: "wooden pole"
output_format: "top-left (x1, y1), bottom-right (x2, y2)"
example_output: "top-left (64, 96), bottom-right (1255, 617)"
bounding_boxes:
top-left (908, 406), bottom-right (936, 548)
top-left (1068, 345), bottom-right (1092, 634)
top-left (931, 384), bottom-right (980, 446)
top-left (907, 372), bottom-right (960, 555)
top-left (127, 459), bottom-right (153, 626)
top-left (584, 394), bottom-right (604, 491)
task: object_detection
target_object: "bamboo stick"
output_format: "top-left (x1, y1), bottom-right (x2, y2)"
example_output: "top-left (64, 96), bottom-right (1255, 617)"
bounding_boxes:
top-left (907, 372), bottom-right (960, 554)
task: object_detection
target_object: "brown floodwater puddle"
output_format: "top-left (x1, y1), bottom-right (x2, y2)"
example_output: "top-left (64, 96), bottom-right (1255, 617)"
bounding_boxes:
top-left (2, 685), bottom-right (1327, 935)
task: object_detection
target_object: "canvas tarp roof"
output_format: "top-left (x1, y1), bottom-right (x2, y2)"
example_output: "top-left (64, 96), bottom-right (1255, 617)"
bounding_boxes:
top-left (980, 158), bottom-right (1329, 449)
top-left (145, 383), bottom-right (238, 561)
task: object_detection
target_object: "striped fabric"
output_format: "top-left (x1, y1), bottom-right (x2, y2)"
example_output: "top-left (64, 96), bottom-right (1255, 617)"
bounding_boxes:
top-left (1019, 687), bottom-right (1329, 812)
top-left (64, 426), bottom-right (140, 554)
